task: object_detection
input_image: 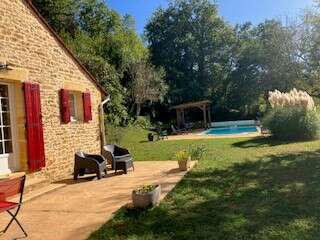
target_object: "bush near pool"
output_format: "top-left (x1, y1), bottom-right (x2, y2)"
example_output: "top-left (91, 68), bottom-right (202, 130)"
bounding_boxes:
top-left (262, 107), bottom-right (320, 140)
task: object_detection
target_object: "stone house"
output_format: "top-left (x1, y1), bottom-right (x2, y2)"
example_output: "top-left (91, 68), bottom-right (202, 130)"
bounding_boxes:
top-left (0, 0), bottom-right (108, 181)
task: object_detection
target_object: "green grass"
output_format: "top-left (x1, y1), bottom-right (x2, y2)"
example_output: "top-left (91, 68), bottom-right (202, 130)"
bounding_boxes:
top-left (90, 127), bottom-right (320, 239)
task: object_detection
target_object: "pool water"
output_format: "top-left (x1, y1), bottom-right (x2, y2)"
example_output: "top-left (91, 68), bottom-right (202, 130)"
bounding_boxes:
top-left (204, 125), bottom-right (258, 135)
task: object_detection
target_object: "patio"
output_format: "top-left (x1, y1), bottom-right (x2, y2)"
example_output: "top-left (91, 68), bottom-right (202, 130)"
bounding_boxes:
top-left (0, 161), bottom-right (195, 240)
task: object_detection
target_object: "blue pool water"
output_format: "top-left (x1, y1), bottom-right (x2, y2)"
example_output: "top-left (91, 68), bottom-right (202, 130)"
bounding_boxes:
top-left (204, 125), bottom-right (258, 135)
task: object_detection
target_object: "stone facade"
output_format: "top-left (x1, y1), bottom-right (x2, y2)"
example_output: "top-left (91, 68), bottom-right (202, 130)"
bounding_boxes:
top-left (0, 0), bottom-right (105, 180)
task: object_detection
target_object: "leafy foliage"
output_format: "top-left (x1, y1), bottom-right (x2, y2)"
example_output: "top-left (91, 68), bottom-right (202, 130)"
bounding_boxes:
top-left (32, 0), bottom-right (163, 125)
top-left (174, 150), bottom-right (190, 161)
top-left (146, 1), bottom-right (320, 120)
top-left (128, 60), bottom-right (168, 116)
top-left (173, 145), bottom-right (206, 161)
top-left (133, 116), bottom-right (153, 130)
top-left (105, 124), bottom-right (124, 145)
top-left (188, 145), bottom-right (206, 161)
top-left (33, 0), bottom-right (320, 123)
top-left (134, 185), bottom-right (157, 194)
top-left (262, 107), bottom-right (320, 140)
top-left (146, 0), bottom-right (235, 105)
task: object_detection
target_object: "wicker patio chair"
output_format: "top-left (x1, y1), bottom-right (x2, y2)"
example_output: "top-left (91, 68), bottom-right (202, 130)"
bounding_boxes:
top-left (74, 152), bottom-right (107, 180)
top-left (102, 145), bottom-right (134, 174)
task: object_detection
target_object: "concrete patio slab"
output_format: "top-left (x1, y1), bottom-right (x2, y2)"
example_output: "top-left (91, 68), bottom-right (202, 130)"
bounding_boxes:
top-left (0, 161), bottom-right (196, 240)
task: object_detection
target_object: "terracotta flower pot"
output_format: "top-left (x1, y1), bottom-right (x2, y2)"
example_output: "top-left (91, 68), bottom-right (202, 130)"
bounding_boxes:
top-left (178, 158), bottom-right (191, 171)
top-left (132, 184), bottom-right (161, 208)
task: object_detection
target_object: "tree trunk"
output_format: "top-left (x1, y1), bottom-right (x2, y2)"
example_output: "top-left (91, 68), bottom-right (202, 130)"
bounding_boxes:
top-left (136, 103), bottom-right (141, 116)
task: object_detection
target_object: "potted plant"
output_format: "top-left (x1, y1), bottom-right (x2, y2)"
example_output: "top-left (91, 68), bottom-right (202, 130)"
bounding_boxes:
top-left (175, 150), bottom-right (191, 171)
top-left (132, 184), bottom-right (161, 208)
top-left (174, 145), bottom-right (206, 171)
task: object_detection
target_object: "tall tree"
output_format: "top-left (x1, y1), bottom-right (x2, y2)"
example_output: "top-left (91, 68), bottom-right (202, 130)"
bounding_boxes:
top-left (145, 0), bottom-right (235, 105)
top-left (128, 61), bottom-right (168, 116)
top-left (32, 0), bottom-right (78, 35)
top-left (33, 0), bottom-right (150, 124)
top-left (224, 20), bottom-right (300, 116)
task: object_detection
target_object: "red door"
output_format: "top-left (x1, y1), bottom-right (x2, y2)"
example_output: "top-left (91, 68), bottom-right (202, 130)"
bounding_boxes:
top-left (24, 82), bottom-right (45, 171)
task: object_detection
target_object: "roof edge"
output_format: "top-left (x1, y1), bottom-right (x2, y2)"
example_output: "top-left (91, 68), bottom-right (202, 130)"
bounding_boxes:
top-left (24, 0), bottom-right (108, 96)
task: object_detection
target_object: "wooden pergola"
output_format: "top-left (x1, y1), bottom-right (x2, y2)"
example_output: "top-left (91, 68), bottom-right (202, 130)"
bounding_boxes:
top-left (170, 100), bottom-right (212, 129)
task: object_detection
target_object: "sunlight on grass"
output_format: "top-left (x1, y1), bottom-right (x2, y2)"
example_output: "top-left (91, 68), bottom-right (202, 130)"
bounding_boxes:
top-left (90, 127), bottom-right (320, 240)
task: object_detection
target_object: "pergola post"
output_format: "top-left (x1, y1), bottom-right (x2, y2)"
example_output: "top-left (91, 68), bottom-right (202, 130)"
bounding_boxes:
top-left (202, 104), bottom-right (207, 128)
top-left (207, 105), bottom-right (212, 127)
top-left (181, 109), bottom-right (185, 128)
top-left (171, 100), bottom-right (211, 130)
top-left (176, 109), bottom-right (181, 128)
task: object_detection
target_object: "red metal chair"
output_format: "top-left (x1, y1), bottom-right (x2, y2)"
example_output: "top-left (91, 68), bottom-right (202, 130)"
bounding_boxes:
top-left (0, 175), bottom-right (27, 238)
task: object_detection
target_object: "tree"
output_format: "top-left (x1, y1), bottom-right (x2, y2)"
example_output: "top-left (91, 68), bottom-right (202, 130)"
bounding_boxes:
top-left (32, 0), bottom-right (79, 35)
top-left (128, 61), bottom-right (168, 116)
top-left (33, 0), bottom-right (150, 125)
top-left (145, 0), bottom-right (235, 105)
top-left (292, 7), bottom-right (320, 98)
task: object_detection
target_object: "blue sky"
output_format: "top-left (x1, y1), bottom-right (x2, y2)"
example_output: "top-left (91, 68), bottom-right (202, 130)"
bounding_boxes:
top-left (105, 0), bottom-right (315, 34)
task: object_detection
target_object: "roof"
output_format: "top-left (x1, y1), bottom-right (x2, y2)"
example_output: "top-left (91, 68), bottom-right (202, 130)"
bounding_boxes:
top-left (24, 0), bottom-right (108, 96)
top-left (170, 100), bottom-right (211, 110)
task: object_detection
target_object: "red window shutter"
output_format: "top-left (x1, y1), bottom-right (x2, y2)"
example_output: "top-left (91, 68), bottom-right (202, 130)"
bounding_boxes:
top-left (83, 92), bottom-right (92, 122)
top-left (23, 82), bottom-right (45, 171)
top-left (60, 89), bottom-right (71, 123)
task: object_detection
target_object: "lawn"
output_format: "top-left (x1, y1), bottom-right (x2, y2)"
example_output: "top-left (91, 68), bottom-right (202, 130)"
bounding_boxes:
top-left (90, 128), bottom-right (320, 239)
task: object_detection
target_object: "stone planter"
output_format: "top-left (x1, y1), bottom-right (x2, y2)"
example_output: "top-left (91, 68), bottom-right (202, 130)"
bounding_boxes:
top-left (132, 184), bottom-right (161, 208)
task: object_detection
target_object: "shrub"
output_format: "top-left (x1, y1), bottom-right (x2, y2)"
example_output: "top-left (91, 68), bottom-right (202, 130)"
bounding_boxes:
top-left (105, 124), bottom-right (124, 144)
top-left (134, 184), bottom-right (157, 194)
top-left (174, 150), bottom-right (189, 161)
top-left (188, 145), bottom-right (206, 161)
top-left (262, 107), bottom-right (320, 140)
top-left (268, 88), bottom-right (314, 110)
top-left (173, 145), bottom-right (207, 161)
top-left (133, 116), bottom-right (152, 129)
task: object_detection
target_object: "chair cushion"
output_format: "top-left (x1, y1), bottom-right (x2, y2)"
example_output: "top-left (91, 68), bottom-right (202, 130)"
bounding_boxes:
top-left (75, 152), bottom-right (85, 158)
top-left (115, 155), bottom-right (132, 162)
top-left (114, 154), bottom-right (131, 159)
top-left (0, 201), bottom-right (18, 212)
top-left (104, 145), bottom-right (115, 153)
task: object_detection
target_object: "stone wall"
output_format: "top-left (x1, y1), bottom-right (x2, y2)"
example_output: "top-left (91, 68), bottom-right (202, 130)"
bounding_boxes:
top-left (0, 0), bottom-right (104, 180)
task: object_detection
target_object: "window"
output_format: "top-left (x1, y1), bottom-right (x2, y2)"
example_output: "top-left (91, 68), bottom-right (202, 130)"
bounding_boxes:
top-left (69, 93), bottom-right (77, 122)
top-left (0, 84), bottom-right (12, 154)
top-left (60, 89), bottom-right (84, 123)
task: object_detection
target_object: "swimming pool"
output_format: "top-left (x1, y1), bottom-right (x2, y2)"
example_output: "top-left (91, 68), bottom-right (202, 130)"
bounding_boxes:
top-left (203, 125), bottom-right (259, 135)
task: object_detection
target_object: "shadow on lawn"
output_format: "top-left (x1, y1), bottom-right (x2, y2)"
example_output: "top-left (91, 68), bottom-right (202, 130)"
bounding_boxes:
top-left (90, 149), bottom-right (320, 240)
top-left (232, 136), bottom-right (312, 148)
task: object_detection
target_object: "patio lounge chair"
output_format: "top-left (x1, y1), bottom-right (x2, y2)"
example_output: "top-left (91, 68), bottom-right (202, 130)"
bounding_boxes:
top-left (74, 152), bottom-right (107, 180)
top-left (0, 175), bottom-right (27, 238)
top-left (102, 145), bottom-right (134, 174)
top-left (171, 125), bottom-right (188, 135)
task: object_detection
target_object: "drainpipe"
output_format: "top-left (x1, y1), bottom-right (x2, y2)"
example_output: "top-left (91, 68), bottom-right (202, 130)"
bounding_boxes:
top-left (99, 95), bottom-right (110, 149)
